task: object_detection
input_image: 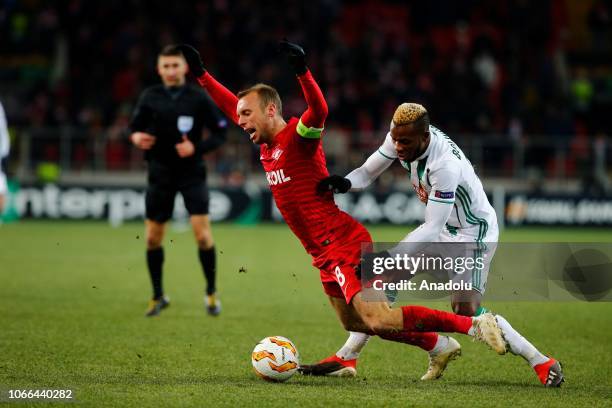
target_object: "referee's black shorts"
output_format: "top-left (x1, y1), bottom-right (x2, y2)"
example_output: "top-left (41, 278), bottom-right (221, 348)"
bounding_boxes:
top-left (145, 164), bottom-right (210, 223)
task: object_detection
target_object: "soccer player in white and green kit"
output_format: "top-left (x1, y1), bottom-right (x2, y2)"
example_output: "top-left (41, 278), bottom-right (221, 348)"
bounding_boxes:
top-left (301, 103), bottom-right (564, 387)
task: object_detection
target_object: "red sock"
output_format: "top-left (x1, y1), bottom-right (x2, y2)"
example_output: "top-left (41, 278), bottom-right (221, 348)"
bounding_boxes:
top-left (380, 331), bottom-right (438, 351)
top-left (401, 305), bottom-right (471, 334)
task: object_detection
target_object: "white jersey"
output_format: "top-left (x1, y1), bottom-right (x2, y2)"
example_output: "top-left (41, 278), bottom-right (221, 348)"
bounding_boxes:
top-left (345, 124), bottom-right (498, 292)
top-left (347, 125), bottom-right (497, 243)
top-left (378, 125), bottom-right (497, 241)
top-left (0, 101), bottom-right (8, 195)
top-left (0, 101), bottom-right (9, 160)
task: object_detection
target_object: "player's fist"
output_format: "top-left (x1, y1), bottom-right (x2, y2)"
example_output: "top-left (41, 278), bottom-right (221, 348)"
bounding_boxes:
top-left (131, 132), bottom-right (156, 150)
top-left (177, 44), bottom-right (206, 78)
top-left (317, 175), bottom-right (351, 194)
top-left (355, 250), bottom-right (391, 281)
top-left (175, 135), bottom-right (195, 158)
top-left (278, 39), bottom-right (307, 75)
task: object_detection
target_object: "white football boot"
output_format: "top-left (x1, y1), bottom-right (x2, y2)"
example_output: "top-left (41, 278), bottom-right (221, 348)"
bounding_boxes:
top-left (472, 313), bottom-right (507, 354)
top-left (421, 336), bottom-right (462, 380)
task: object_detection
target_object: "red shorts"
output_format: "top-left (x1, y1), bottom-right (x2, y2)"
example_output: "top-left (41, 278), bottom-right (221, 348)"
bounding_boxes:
top-left (317, 224), bottom-right (372, 304)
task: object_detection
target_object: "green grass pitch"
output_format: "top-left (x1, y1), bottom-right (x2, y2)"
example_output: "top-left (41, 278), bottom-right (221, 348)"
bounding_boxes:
top-left (1, 221), bottom-right (611, 407)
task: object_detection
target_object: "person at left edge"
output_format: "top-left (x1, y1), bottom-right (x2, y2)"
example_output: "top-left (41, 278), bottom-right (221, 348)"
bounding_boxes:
top-left (0, 99), bottom-right (10, 216)
top-left (129, 44), bottom-right (227, 317)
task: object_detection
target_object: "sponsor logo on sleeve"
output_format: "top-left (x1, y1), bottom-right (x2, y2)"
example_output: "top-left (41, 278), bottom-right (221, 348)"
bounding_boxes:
top-left (434, 191), bottom-right (455, 199)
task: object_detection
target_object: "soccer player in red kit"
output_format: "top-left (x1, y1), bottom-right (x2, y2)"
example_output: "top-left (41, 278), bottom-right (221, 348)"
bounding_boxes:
top-left (178, 41), bottom-right (511, 377)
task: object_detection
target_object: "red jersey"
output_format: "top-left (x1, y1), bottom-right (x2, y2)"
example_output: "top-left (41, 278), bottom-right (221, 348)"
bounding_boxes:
top-left (196, 70), bottom-right (367, 266)
top-left (259, 116), bottom-right (362, 258)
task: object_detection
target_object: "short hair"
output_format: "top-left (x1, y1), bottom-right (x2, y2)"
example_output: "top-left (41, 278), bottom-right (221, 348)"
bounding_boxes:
top-left (392, 103), bottom-right (429, 133)
top-left (158, 44), bottom-right (183, 57)
top-left (237, 83), bottom-right (282, 116)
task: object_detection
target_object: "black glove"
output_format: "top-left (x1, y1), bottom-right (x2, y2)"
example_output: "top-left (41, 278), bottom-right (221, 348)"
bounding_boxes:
top-left (355, 250), bottom-right (391, 281)
top-left (278, 39), bottom-right (307, 75)
top-left (317, 175), bottom-right (351, 194)
top-left (177, 44), bottom-right (206, 77)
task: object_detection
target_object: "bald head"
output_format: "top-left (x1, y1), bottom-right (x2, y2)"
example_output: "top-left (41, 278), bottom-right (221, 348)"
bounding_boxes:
top-left (392, 103), bottom-right (430, 133)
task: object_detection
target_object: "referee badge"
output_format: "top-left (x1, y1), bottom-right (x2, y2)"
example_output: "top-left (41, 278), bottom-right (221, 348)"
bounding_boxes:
top-left (177, 116), bottom-right (194, 133)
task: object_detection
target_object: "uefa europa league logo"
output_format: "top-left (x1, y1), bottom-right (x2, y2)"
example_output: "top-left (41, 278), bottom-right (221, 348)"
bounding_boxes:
top-left (177, 116), bottom-right (194, 134)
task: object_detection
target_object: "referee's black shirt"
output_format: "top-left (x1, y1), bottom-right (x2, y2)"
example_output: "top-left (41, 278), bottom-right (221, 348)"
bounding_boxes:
top-left (129, 84), bottom-right (227, 170)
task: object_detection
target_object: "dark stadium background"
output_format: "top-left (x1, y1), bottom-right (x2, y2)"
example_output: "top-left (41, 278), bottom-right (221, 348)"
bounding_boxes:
top-left (0, 0), bottom-right (610, 224)
top-left (0, 0), bottom-right (612, 225)
top-left (2, 2), bottom-right (612, 406)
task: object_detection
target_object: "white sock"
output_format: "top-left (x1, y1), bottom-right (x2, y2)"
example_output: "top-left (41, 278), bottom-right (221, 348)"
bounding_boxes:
top-left (496, 315), bottom-right (548, 367)
top-left (429, 335), bottom-right (449, 354)
top-left (336, 331), bottom-right (371, 361)
top-left (468, 317), bottom-right (477, 336)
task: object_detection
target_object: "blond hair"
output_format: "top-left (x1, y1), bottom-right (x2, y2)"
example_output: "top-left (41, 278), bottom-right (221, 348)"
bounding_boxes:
top-left (392, 103), bottom-right (429, 132)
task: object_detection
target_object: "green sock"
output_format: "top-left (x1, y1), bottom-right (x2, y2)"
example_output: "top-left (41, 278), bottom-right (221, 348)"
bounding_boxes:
top-left (475, 306), bottom-right (489, 316)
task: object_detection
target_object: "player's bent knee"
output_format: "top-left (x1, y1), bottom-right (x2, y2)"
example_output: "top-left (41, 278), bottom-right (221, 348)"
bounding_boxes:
top-left (452, 301), bottom-right (479, 316)
top-left (451, 290), bottom-right (482, 316)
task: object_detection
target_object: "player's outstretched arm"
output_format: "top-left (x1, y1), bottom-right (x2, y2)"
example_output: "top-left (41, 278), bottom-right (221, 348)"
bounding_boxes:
top-left (388, 166), bottom-right (458, 257)
top-left (178, 44), bottom-right (240, 125)
top-left (279, 40), bottom-right (328, 139)
top-left (318, 131), bottom-right (397, 193)
top-left (317, 175), bottom-right (351, 194)
top-left (388, 199), bottom-right (454, 258)
top-left (346, 132), bottom-right (398, 190)
top-left (317, 150), bottom-right (394, 194)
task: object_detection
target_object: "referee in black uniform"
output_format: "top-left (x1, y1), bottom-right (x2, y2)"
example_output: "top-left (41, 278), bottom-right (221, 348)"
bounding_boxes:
top-left (129, 45), bottom-right (227, 317)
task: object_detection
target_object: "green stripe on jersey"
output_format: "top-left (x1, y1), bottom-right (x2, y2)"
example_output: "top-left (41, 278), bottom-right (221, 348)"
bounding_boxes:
top-left (417, 159), bottom-right (427, 181)
top-left (455, 187), bottom-right (488, 242)
top-left (455, 190), bottom-right (484, 240)
top-left (457, 185), bottom-right (472, 204)
top-left (429, 198), bottom-right (454, 204)
top-left (296, 119), bottom-right (323, 139)
top-left (377, 149), bottom-right (395, 160)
